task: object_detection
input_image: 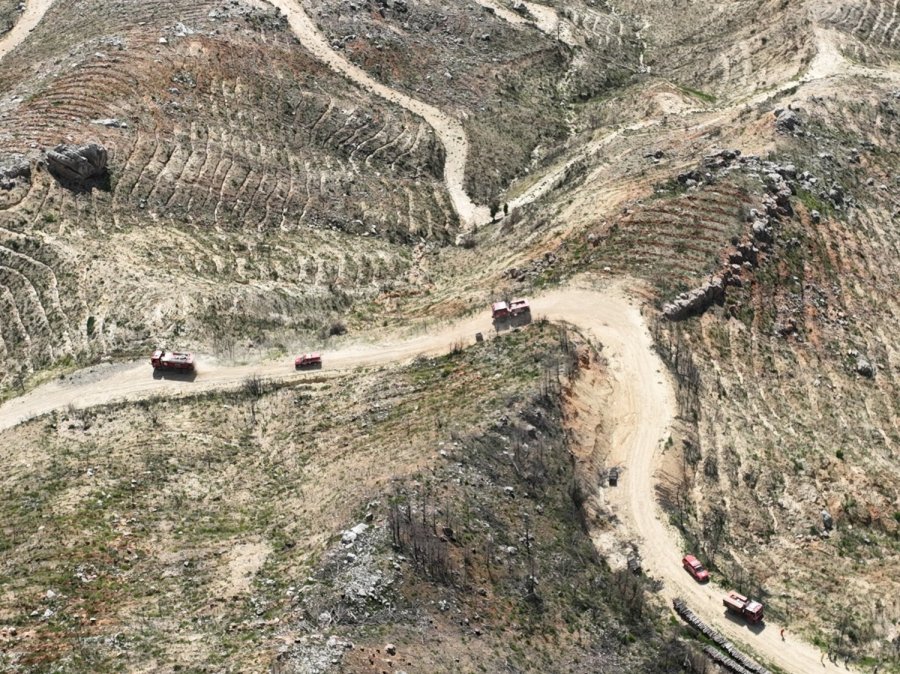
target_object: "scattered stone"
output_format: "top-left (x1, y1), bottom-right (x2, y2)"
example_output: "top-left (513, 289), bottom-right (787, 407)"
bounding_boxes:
top-left (776, 318), bottom-right (797, 337)
top-left (385, 643), bottom-right (397, 656)
top-left (0, 160), bottom-right (30, 190)
top-left (173, 22), bottom-right (195, 37)
top-left (704, 148), bottom-right (741, 168)
top-left (827, 185), bottom-right (844, 206)
top-left (736, 242), bottom-right (759, 266)
top-left (91, 118), bottom-right (128, 128)
top-left (774, 108), bottom-right (801, 133)
top-left (822, 509), bottom-right (833, 531)
top-left (676, 169), bottom-right (702, 185)
top-left (810, 209), bottom-right (821, 224)
top-left (751, 219), bottom-right (773, 243)
top-left (774, 163), bottom-right (797, 179)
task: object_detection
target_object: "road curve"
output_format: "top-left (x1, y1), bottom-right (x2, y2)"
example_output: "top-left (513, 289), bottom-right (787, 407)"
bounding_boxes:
top-left (0, 0), bottom-right (54, 62)
top-left (267, 0), bottom-right (490, 228)
top-left (0, 283), bottom-right (843, 672)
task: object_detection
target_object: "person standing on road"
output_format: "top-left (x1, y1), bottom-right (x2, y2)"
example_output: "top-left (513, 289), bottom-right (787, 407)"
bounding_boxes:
top-left (780, 628), bottom-right (785, 641)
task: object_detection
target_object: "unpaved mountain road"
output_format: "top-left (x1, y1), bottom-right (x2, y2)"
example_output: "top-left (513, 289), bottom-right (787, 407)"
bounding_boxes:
top-left (267, 0), bottom-right (490, 228)
top-left (0, 282), bottom-right (846, 673)
top-left (0, 0), bottom-right (53, 61)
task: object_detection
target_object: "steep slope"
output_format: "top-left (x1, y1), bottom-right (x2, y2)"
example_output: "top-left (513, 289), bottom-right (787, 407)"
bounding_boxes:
top-left (0, 320), bottom-right (696, 673)
top-left (0, 0), bottom-right (460, 389)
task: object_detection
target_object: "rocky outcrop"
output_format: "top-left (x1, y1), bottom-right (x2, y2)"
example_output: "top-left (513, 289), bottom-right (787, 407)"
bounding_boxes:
top-left (663, 276), bottom-right (725, 321)
top-left (774, 107), bottom-right (802, 134)
top-left (0, 160), bottom-right (30, 190)
top-left (762, 170), bottom-right (793, 218)
top-left (46, 143), bottom-right (108, 185)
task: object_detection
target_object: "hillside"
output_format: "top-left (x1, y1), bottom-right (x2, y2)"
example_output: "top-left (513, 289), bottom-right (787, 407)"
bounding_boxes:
top-left (0, 324), bottom-right (696, 672)
top-left (0, 0), bottom-right (898, 672)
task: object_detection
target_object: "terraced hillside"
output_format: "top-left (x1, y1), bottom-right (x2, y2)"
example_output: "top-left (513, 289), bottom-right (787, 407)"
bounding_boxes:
top-left (303, 0), bottom-right (642, 202)
top-left (0, 0), bottom-right (463, 389)
top-left (443, 6), bottom-right (900, 663)
top-left (639, 80), bottom-right (900, 662)
top-left (0, 0), bottom-right (898, 670)
top-left (611, 0), bottom-right (815, 101)
top-left (815, 0), bottom-right (900, 64)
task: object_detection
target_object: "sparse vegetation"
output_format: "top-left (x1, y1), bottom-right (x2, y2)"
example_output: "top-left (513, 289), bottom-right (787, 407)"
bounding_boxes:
top-left (0, 0), bottom-right (898, 671)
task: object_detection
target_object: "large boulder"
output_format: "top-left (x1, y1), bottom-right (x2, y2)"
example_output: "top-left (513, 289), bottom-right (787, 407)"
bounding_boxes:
top-left (662, 277), bottom-right (726, 321)
top-left (46, 143), bottom-right (108, 184)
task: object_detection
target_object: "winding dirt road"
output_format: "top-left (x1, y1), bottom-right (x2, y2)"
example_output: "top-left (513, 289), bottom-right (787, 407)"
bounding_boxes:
top-left (0, 2), bottom-right (869, 672)
top-left (0, 0), bottom-right (53, 62)
top-left (0, 282), bottom-right (843, 673)
top-left (267, 0), bottom-right (490, 228)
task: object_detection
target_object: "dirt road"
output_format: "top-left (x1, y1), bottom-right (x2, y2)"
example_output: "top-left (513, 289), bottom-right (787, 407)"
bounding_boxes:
top-left (0, 282), bottom-right (844, 672)
top-left (0, 0), bottom-right (54, 61)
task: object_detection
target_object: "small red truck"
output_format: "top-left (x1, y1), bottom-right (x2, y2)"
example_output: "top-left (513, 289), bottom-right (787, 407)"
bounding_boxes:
top-left (295, 352), bottom-right (322, 369)
top-left (492, 298), bottom-right (531, 322)
top-left (509, 298), bottom-right (531, 317)
top-left (491, 301), bottom-right (510, 320)
top-left (682, 554), bottom-right (709, 582)
top-left (723, 591), bottom-right (764, 623)
top-left (150, 349), bottom-right (195, 372)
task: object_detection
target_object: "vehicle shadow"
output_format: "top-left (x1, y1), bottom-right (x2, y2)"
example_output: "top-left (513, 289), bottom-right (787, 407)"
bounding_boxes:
top-left (152, 369), bottom-right (198, 382)
top-left (493, 314), bottom-right (533, 332)
top-left (723, 611), bottom-right (767, 634)
top-left (509, 313), bottom-right (533, 328)
top-left (295, 362), bottom-right (323, 371)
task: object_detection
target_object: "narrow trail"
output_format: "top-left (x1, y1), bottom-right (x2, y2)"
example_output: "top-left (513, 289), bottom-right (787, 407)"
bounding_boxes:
top-left (472, 0), bottom-right (577, 46)
top-left (0, 282), bottom-right (850, 673)
top-left (267, 0), bottom-right (490, 228)
top-left (0, 0), bottom-right (53, 62)
top-left (505, 20), bottom-right (900, 214)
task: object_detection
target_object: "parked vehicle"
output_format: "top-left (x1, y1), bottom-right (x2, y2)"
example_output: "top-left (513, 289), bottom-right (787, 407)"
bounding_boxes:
top-left (608, 467), bottom-right (619, 486)
top-left (508, 298), bottom-right (531, 316)
top-left (492, 298), bottom-right (532, 325)
top-left (723, 591), bottom-right (764, 623)
top-left (682, 554), bottom-right (709, 582)
top-left (150, 349), bottom-right (195, 372)
top-left (295, 352), bottom-right (322, 369)
top-left (491, 301), bottom-right (510, 320)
